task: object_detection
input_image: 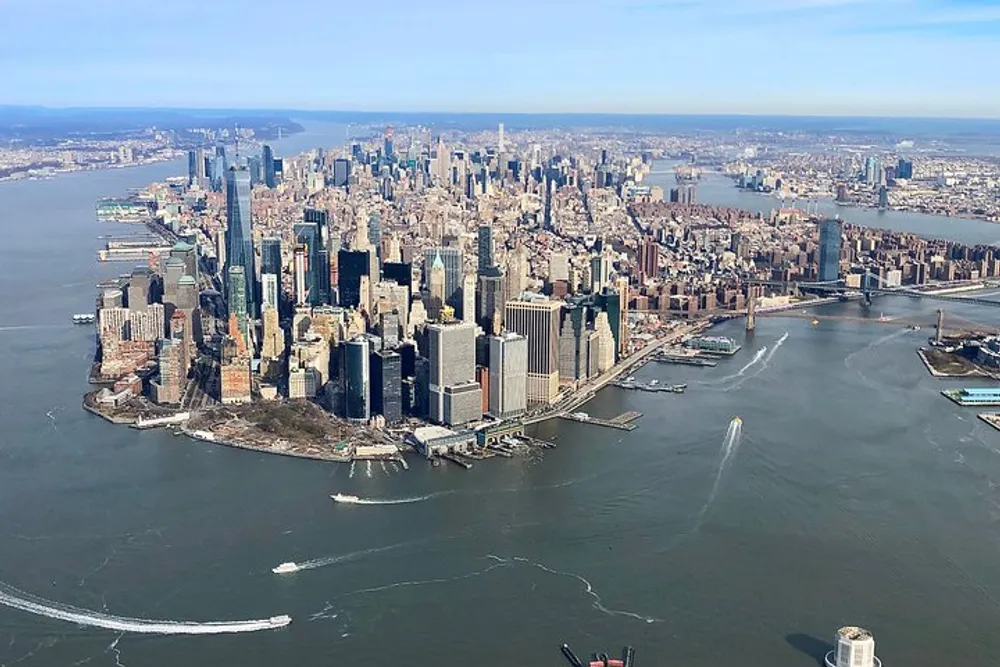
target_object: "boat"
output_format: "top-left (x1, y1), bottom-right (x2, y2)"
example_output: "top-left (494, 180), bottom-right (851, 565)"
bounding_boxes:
top-left (909, 325), bottom-right (921, 331)
top-left (268, 615), bottom-right (292, 627)
top-left (650, 379), bottom-right (659, 385)
top-left (812, 318), bottom-right (820, 325)
top-left (331, 493), bottom-right (360, 503)
top-left (72, 313), bottom-right (96, 324)
top-left (271, 562), bottom-right (299, 574)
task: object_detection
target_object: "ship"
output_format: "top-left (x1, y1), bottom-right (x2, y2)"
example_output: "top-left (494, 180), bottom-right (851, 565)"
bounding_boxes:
top-left (271, 562), bottom-right (299, 574)
top-left (268, 615), bottom-right (292, 628)
top-left (331, 493), bottom-right (360, 504)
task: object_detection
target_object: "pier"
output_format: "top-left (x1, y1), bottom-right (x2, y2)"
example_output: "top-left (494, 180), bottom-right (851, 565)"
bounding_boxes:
top-left (611, 380), bottom-right (686, 393)
top-left (559, 410), bottom-right (642, 431)
top-left (440, 453), bottom-right (473, 469)
top-left (653, 354), bottom-right (717, 367)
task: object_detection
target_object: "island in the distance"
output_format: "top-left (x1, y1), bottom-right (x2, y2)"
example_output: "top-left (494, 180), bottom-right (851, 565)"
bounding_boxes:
top-left (81, 120), bottom-right (1000, 467)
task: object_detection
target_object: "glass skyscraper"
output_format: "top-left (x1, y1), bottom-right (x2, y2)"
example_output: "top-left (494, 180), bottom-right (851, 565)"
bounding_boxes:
top-left (262, 144), bottom-right (276, 188)
top-left (818, 219), bottom-right (843, 283)
top-left (225, 166), bottom-right (257, 318)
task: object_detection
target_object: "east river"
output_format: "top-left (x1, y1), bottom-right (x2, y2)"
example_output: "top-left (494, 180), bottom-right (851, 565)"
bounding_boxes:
top-left (1, 125), bottom-right (1000, 666)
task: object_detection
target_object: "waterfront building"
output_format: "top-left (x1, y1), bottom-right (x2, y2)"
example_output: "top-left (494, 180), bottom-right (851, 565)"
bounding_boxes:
top-left (685, 336), bottom-right (741, 355)
top-left (99, 307), bottom-right (131, 344)
top-left (101, 289), bottom-right (123, 310)
top-left (504, 298), bottom-right (562, 405)
top-left (371, 349), bottom-right (402, 424)
top-left (151, 338), bottom-right (184, 405)
top-left (224, 166), bottom-right (256, 318)
top-left (488, 332), bottom-right (528, 419)
top-left (288, 365), bottom-right (318, 399)
top-left (343, 336), bottom-right (371, 422)
top-left (818, 218), bottom-right (843, 282)
top-left (826, 627), bottom-right (879, 667)
top-left (127, 266), bottom-right (153, 312)
top-left (219, 337), bottom-right (251, 405)
top-left (129, 303), bottom-right (165, 342)
top-left (426, 320), bottom-right (480, 425)
top-left (594, 311), bottom-right (615, 373)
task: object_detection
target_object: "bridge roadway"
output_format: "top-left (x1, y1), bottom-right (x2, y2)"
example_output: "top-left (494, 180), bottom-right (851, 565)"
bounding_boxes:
top-left (523, 323), bottom-right (708, 426)
top-left (755, 278), bottom-right (1000, 307)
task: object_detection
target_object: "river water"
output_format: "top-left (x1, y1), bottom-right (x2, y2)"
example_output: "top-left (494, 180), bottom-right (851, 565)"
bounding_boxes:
top-left (1, 126), bottom-right (1000, 666)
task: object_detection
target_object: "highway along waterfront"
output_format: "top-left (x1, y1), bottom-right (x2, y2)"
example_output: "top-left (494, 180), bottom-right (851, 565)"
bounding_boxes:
top-left (2, 127), bottom-right (1000, 666)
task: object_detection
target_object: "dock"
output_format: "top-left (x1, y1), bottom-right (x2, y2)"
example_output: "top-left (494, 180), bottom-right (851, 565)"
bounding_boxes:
top-left (611, 380), bottom-right (686, 394)
top-left (653, 354), bottom-right (717, 367)
top-left (559, 410), bottom-right (642, 431)
top-left (440, 453), bottom-right (473, 469)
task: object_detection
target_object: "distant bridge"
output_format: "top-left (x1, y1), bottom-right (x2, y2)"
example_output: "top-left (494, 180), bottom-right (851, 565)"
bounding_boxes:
top-left (752, 275), bottom-right (1000, 308)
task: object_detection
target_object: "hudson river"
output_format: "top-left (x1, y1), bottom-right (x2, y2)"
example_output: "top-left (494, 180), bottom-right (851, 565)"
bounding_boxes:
top-left (1, 126), bottom-right (999, 666)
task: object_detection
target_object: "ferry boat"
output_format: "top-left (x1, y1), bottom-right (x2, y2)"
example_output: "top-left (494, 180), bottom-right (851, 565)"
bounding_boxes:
top-left (268, 615), bottom-right (292, 628)
top-left (684, 335), bottom-right (742, 355)
top-left (331, 493), bottom-right (360, 503)
top-left (72, 313), bottom-right (96, 324)
top-left (271, 562), bottom-right (299, 574)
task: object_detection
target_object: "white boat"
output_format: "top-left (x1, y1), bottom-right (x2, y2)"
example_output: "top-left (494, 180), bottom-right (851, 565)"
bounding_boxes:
top-left (271, 562), bottom-right (299, 574)
top-left (268, 615), bottom-right (292, 627)
top-left (331, 493), bottom-right (360, 503)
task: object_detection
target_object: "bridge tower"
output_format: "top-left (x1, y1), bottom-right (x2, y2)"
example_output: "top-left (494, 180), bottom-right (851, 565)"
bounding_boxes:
top-left (861, 271), bottom-right (876, 306)
top-left (746, 296), bottom-right (756, 332)
top-left (935, 309), bottom-right (945, 344)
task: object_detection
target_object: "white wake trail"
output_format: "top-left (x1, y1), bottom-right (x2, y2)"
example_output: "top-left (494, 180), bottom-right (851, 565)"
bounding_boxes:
top-left (348, 461), bottom-right (355, 479)
top-left (340, 493), bottom-right (445, 506)
top-left (0, 582), bottom-right (289, 635)
top-left (297, 541), bottom-right (415, 571)
top-left (693, 418), bottom-right (744, 529)
top-left (365, 461), bottom-right (372, 478)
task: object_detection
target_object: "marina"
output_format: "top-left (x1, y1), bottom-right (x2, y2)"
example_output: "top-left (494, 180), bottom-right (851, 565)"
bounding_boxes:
top-left (559, 410), bottom-right (642, 431)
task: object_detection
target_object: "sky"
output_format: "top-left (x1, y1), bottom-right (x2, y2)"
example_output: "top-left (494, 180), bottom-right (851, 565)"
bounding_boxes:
top-left (3, 0), bottom-right (1000, 117)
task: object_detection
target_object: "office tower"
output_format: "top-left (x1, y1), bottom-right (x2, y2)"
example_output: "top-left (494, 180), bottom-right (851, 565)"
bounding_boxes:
top-left (260, 237), bottom-right (282, 278)
top-left (548, 252), bottom-right (569, 282)
top-left (505, 245), bottom-right (527, 300)
top-left (477, 267), bottom-right (506, 328)
top-left (101, 289), bottom-right (123, 310)
top-left (590, 254), bottom-right (610, 292)
top-left (498, 122), bottom-right (505, 152)
top-left (261, 305), bottom-right (284, 361)
top-left (187, 150), bottom-right (198, 186)
top-left (614, 276), bottom-right (629, 358)
top-left (585, 330), bottom-right (600, 378)
top-left (385, 233), bottom-right (402, 264)
top-left (337, 249), bottom-right (370, 308)
top-left (371, 349), bottom-right (402, 424)
top-left (127, 267), bottom-right (153, 312)
top-left (897, 158), bottom-right (913, 180)
top-left (262, 273), bottom-right (280, 310)
top-left (461, 273), bottom-right (476, 324)
top-left (293, 244), bottom-right (308, 306)
top-left (638, 235), bottom-right (658, 282)
top-left (220, 338), bottom-right (252, 404)
top-left (423, 247), bottom-right (462, 312)
top-left (426, 321), bottom-right (480, 425)
top-left (477, 224), bottom-right (494, 272)
top-left (504, 299), bottom-right (562, 405)
top-left (877, 185), bottom-right (889, 209)
top-left (226, 265), bottom-right (249, 343)
top-left (294, 222), bottom-right (323, 306)
top-left (129, 303), bottom-right (165, 342)
top-left (594, 311), bottom-right (615, 373)
top-left (333, 158), bottom-right (351, 187)
top-left (384, 126), bottom-right (394, 159)
top-left (343, 336), bottom-right (371, 422)
top-left (428, 251), bottom-right (446, 321)
top-left (383, 261), bottom-right (412, 291)
top-left (262, 144), bottom-right (276, 188)
top-left (830, 627), bottom-right (878, 667)
top-left (368, 213), bottom-right (381, 251)
top-left (152, 338), bottom-right (184, 405)
top-left (488, 332), bottom-right (527, 419)
top-left (225, 166), bottom-right (256, 318)
top-left (379, 311), bottom-right (400, 350)
top-left (288, 366), bottom-right (318, 399)
top-left (818, 219), bottom-right (843, 282)
top-left (169, 241), bottom-right (198, 283)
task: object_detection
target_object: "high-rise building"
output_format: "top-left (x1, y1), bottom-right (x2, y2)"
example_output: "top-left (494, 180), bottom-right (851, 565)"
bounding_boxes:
top-left (371, 349), bottom-right (402, 424)
top-left (224, 166), bottom-right (256, 318)
top-left (226, 265), bottom-right (249, 340)
top-left (504, 299), bottom-right (562, 405)
top-left (337, 249), bottom-right (370, 308)
top-left (590, 254), bottom-right (610, 293)
top-left (818, 219), bottom-right (843, 282)
top-left (896, 158), bottom-right (913, 180)
top-left (262, 144), bottom-right (276, 188)
top-left (426, 321), bottom-right (480, 425)
top-left (261, 305), bottom-right (284, 361)
top-left (461, 273), bottom-right (476, 324)
top-left (187, 150), bottom-right (198, 186)
top-left (129, 303), bottom-right (165, 342)
top-left (548, 252), bottom-right (569, 283)
top-left (343, 336), bottom-right (371, 422)
top-left (333, 158), bottom-right (351, 187)
top-left (293, 244), bottom-right (308, 306)
top-left (423, 247), bottom-right (462, 313)
top-left (428, 251), bottom-right (446, 321)
top-left (594, 311), bottom-right (615, 373)
top-left (262, 273), bottom-right (280, 310)
top-left (477, 267), bottom-right (506, 329)
top-left (638, 235), bottom-right (658, 282)
top-left (127, 267), bottom-right (153, 312)
top-left (261, 237), bottom-right (282, 276)
top-left (294, 222), bottom-right (324, 306)
top-left (488, 332), bottom-right (527, 419)
top-left (383, 261), bottom-right (412, 292)
top-left (477, 224), bottom-right (494, 272)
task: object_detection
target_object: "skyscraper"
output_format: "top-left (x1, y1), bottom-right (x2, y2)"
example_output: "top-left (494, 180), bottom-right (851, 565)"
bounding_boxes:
top-left (477, 224), bottom-right (494, 272)
top-left (294, 222), bottom-right (323, 306)
top-left (262, 273), bottom-right (280, 310)
top-left (427, 251), bottom-right (446, 321)
top-left (262, 144), bottom-right (276, 188)
top-left (477, 266), bottom-right (506, 329)
top-left (424, 247), bottom-right (462, 313)
top-left (261, 237), bottom-right (282, 276)
top-left (371, 349), bottom-right (402, 424)
top-left (461, 273), bottom-right (476, 324)
top-left (504, 298), bottom-right (562, 405)
top-left (426, 321), bottom-right (480, 425)
top-left (187, 150), bottom-right (198, 186)
top-left (818, 219), bottom-right (843, 282)
top-left (638, 235), bottom-right (658, 282)
top-left (225, 166), bottom-right (256, 318)
top-left (337, 249), bottom-right (370, 308)
top-left (333, 158), bottom-right (351, 187)
top-left (343, 336), bottom-right (370, 422)
top-left (590, 254), bottom-right (610, 293)
top-left (226, 265), bottom-right (248, 342)
top-left (293, 243), bottom-right (308, 306)
top-left (488, 332), bottom-right (527, 419)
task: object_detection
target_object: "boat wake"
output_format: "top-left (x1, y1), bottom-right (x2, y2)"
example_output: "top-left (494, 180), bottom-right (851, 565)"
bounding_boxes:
top-left (348, 461), bottom-right (355, 479)
top-left (693, 417), bottom-right (744, 529)
top-left (724, 332), bottom-right (788, 392)
top-left (295, 540), bottom-right (417, 571)
top-left (335, 492), bottom-right (447, 506)
top-left (0, 581), bottom-right (289, 634)
top-left (485, 555), bottom-right (660, 624)
top-left (365, 461), bottom-right (372, 478)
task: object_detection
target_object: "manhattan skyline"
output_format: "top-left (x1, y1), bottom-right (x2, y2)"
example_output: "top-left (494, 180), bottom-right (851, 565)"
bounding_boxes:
top-left (3, 0), bottom-right (1000, 117)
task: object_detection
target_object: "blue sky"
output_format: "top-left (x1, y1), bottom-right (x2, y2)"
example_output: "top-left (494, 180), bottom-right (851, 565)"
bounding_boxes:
top-left (3, 0), bottom-right (999, 116)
